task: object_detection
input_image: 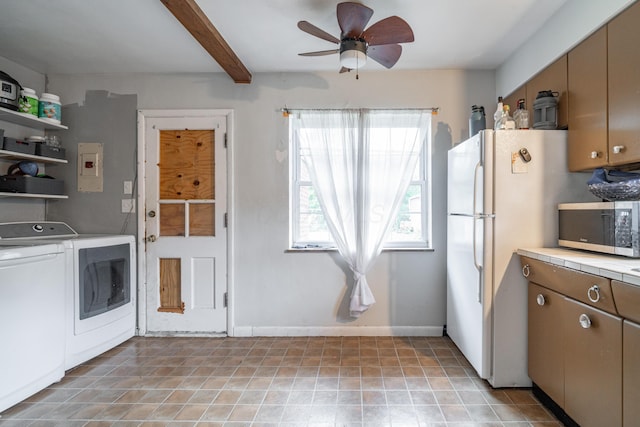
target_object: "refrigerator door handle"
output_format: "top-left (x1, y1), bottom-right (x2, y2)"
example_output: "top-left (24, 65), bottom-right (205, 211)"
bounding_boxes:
top-left (472, 160), bottom-right (483, 303)
top-left (473, 161), bottom-right (481, 217)
top-left (472, 214), bottom-right (483, 304)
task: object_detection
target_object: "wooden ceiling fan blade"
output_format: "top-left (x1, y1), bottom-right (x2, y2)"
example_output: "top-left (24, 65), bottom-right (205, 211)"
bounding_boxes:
top-left (337, 2), bottom-right (374, 38)
top-left (368, 44), bottom-right (402, 69)
top-left (362, 16), bottom-right (415, 46)
top-left (299, 49), bottom-right (340, 57)
top-left (297, 21), bottom-right (340, 44)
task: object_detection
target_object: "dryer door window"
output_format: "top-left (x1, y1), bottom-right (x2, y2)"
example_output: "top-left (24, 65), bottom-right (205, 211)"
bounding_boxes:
top-left (78, 243), bottom-right (131, 320)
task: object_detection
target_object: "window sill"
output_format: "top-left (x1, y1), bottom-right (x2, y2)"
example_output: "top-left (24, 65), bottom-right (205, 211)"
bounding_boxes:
top-left (285, 247), bottom-right (434, 253)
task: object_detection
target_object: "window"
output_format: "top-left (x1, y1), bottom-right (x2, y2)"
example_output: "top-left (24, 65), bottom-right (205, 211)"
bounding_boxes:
top-left (289, 109), bottom-right (432, 250)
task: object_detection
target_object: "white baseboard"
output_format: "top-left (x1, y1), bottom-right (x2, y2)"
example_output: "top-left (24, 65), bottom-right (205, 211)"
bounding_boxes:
top-left (229, 325), bottom-right (443, 337)
top-left (144, 331), bottom-right (227, 338)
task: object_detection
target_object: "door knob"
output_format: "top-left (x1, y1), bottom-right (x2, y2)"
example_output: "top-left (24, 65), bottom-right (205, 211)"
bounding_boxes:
top-left (148, 210), bottom-right (156, 218)
top-left (145, 234), bottom-right (157, 243)
top-left (536, 294), bottom-right (546, 306)
top-left (590, 151), bottom-right (600, 159)
top-left (579, 313), bottom-right (592, 329)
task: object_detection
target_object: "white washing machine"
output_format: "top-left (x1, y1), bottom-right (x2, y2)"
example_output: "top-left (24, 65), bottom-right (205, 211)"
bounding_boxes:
top-left (0, 239), bottom-right (66, 413)
top-left (0, 222), bottom-right (136, 370)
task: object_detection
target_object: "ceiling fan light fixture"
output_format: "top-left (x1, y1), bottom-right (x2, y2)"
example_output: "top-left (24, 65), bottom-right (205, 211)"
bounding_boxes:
top-left (339, 39), bottom-right (367, 69)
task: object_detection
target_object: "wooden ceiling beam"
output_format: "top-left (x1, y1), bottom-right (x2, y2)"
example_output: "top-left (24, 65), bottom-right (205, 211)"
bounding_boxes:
top-left (161, 0), bottom-right (252, 84)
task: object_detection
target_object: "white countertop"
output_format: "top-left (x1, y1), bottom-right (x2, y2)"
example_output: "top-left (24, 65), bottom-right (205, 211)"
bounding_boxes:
top-left (517, 247), bottom-right (640, 287)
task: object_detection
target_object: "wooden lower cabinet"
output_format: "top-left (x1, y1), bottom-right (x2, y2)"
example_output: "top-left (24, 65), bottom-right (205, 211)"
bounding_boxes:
top-left (563, 299), bottom-right (622, 427)
top-left (521, 256), bottom-right (625, 426)
top-left (528, 283), bottom-right (565, 406)
top-left (623, 320), bottom-right (640, 427)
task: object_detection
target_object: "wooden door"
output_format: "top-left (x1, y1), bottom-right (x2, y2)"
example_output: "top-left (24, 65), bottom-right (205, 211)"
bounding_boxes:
top-left (142, 113), bottom-right (227, 334)
top-left (567, 27), bottom-right (608, 171)
top-left (608, 0), bottom-right (640, 167)
top-left (623, 320), bottom-right (640, 427)
top-left (563, 298), bottom-right (622, 427)
top-left (528, 283), bottom-right (565, 406)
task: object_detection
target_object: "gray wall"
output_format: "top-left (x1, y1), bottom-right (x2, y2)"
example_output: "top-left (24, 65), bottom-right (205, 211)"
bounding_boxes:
top-left (44, 70), bottom-right (496, 334)
top-left (45, 90), bottom-right (138, 235)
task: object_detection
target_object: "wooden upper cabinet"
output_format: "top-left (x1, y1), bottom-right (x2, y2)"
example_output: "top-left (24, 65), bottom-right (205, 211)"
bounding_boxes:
top-left (608, 0), bottom-right (640, 167)
top-left (527, 55), bottom-right (568, 129)
top-left (567, 27), bottom-right (608, 171)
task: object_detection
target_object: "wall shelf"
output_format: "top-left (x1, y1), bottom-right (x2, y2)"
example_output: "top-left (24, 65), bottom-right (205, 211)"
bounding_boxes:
top-left (0, 149), bottom-right (67, 164)
top-left (0, 192), bottom-right (68, 199)
top-left (0, 107), bottom-right (68, 130)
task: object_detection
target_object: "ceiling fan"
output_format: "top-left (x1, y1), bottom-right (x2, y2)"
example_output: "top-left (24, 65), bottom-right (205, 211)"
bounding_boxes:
top-left (297, 2), bottom-right (414, 76)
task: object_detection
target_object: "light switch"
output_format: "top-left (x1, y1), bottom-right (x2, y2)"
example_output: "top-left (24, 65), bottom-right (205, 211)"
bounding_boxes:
top-left (122, 199), bottom-right (135, 213)
top-left (123, 180), bottom-right (133, 195)
top-left (78, 142), bottom-right (103, 192)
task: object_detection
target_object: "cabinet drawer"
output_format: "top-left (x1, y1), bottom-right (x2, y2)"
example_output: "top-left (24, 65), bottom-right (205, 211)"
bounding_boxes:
top-left (520, 256), bottom-right (617, 314)
top-left (612, 281), bottom-right (640, 324)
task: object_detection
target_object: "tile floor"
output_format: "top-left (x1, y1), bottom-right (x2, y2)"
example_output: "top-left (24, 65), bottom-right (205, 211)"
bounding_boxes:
top-left (0, 336), bottom-right (562, 427)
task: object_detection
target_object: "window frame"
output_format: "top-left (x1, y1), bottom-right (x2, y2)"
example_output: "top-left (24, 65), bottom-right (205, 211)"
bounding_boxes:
top-left (289, 111), bottom-right (432, 251)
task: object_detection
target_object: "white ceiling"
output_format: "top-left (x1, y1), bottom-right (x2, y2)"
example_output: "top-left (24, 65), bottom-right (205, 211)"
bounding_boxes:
top-left (0, 0), bottom-right (570, 78)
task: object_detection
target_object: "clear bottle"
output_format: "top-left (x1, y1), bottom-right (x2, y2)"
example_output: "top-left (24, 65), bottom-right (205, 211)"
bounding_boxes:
top-left (513, 98), bottom-right (530, 129)
top-left (496, 104), bottom-right (516, 130)
top-left (493, 96), bottom-right (504, 130)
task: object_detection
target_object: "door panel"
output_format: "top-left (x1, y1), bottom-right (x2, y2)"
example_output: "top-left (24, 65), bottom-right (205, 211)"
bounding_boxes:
top-left (446, 213), bottom-right (489, 379)
top-left (563, 298), bottom-right (622, 427)
top-left (528, 283), bottom-right (565, 406)
top-left (447, 132), bottom-right (483, 215)
top-left (144, 115), bottom-right (227, 334)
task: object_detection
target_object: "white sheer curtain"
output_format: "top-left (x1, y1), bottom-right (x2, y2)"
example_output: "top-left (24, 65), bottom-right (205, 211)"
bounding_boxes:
top-left (294, 109), bottom-right (431, 317)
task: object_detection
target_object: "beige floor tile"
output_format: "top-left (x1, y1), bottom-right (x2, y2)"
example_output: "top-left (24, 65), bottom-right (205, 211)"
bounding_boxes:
top-left (0, 336), bottom-right (562, 427)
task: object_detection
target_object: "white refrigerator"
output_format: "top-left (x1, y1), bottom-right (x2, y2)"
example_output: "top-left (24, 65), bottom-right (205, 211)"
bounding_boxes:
top-left (446, 129), bottom-right (592, 387)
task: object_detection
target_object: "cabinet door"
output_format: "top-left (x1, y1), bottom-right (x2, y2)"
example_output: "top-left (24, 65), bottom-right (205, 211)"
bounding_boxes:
top-left (567, 27), bottom-right (608, 171)
top-left (526, 55), bottom-right (568, 129)
top-left (608, 0), bottom-right (640, 166)
top-left (528, 283), bottom-right (565, 406)
top-left (623, 321), bottom-right (640, 427)
top-left (564, 298), bottom-right (622, 427)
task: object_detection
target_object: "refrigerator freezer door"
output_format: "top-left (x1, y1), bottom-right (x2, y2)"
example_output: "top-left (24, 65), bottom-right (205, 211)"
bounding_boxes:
top-left (447, 132), bottom-right (484, 216)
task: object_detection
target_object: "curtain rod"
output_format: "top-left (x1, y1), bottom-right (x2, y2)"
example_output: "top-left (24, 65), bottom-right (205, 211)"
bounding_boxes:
top-left (279, 107), bottom-right (440, 116)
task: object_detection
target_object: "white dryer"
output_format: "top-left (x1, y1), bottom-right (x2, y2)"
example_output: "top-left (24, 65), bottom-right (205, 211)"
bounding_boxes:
top-left (0, 222), bottom-right (136, 370)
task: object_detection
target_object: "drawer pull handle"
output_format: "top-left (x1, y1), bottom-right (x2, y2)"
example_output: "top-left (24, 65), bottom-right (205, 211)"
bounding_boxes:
top-left (579, 313), bottom-right (592, 329)
top-left (587, 285), bottom-right (601, 303)
top-left (612, 145), bottom-right (625, 154)
top-left (590, 151), bottom-right (600, 159)
top-left (536, 294), bottom-right (545, 306)
top-left (522, 264), bottom-right (530, 278)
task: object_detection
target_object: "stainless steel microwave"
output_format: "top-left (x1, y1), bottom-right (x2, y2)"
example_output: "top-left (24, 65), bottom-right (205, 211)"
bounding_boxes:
top-left (558, 201), bottom-right (640, 257)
